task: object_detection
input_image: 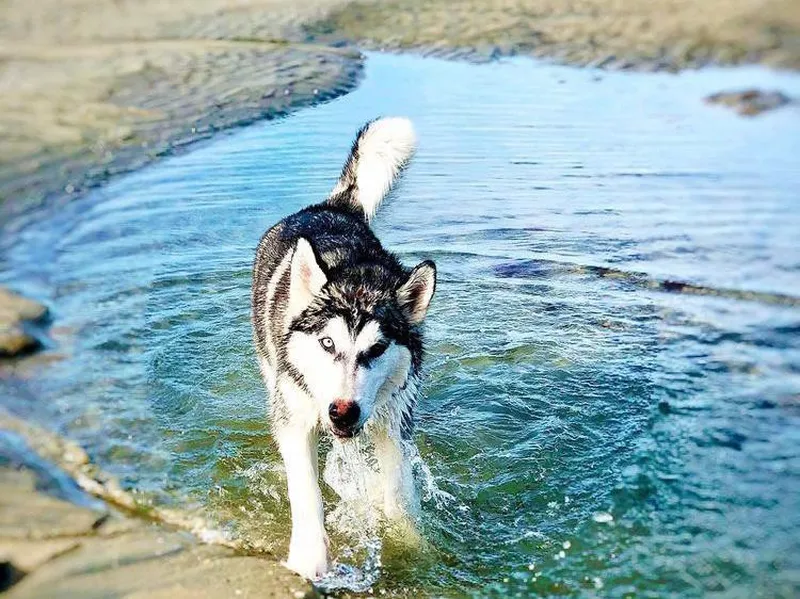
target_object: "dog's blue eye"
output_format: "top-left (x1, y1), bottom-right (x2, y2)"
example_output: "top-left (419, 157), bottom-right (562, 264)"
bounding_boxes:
top-left (319, 337), bottom-right (335, 353)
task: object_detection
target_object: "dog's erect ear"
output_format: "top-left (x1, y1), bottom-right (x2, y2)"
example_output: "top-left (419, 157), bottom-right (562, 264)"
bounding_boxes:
top-left (397, 260), bottom-right (436, 325)
top-left (287, 238), bottom-right (327, 320)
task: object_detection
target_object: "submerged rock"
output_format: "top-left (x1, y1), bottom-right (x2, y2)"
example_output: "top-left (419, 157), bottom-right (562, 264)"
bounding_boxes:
top-left (0, 287), bottom-right (49, 358)
top-left (705, 89), bottom-right (793, 116)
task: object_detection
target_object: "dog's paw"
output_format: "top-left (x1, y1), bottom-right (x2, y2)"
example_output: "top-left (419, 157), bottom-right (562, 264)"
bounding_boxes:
top-left (286, 532), bottom-right (329, 580)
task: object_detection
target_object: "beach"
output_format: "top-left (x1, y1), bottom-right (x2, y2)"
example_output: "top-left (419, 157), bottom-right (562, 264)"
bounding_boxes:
top-left (2, 0), bottom-right (799, 596)
top-left (2, 0), bottom-right (798, 219)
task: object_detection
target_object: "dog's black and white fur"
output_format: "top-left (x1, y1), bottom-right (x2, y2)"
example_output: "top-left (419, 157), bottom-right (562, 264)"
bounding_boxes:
top-left (251, 118), bottom-right (435, 579)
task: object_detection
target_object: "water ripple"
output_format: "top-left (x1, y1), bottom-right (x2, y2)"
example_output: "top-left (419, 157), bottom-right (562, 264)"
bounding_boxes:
top-left (2, 53), bottom-right (799, 598)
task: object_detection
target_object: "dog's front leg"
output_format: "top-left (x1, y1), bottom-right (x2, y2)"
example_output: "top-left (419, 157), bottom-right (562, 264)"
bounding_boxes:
top-left (277, 427), bottom-right (328, 579)
top-left (374, 429), bottom-right (415, 521)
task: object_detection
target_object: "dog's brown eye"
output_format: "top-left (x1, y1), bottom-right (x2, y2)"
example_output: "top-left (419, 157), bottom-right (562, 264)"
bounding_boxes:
top-left (359, 342), bottom-right (388, 365)
top-left (319, 337), bottom-right (335, 353)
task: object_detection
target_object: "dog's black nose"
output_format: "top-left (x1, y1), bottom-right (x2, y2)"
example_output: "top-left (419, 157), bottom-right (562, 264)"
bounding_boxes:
top-left (329, 400), bottom-right (360, 428)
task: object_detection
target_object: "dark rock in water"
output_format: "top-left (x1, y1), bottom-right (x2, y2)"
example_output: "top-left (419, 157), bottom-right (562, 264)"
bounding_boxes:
top-left (703, 428), bottom-right (747, 451)
top-left (0, 288), bottom-right (49, 358)
top-left (705, 89), bottom-right (793, 116)
top-left (494, 259), bottom-right (558, 279)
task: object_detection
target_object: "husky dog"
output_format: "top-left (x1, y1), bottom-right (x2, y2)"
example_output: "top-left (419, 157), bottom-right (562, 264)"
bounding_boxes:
top-left (251, 117), bottom-right (436, 579)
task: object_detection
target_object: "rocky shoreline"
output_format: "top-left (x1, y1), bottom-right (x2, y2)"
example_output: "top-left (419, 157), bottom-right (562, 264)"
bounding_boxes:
top-left (2, 0), bottom-right (799, 596)
top-left (0, 411), bottom-right (317, 598)
top-left (0, 289), bottom-right (49, 358)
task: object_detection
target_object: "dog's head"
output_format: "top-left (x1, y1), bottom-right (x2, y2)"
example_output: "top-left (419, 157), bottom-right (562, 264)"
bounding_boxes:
top-left (284, 239), bottom-right (435, 438)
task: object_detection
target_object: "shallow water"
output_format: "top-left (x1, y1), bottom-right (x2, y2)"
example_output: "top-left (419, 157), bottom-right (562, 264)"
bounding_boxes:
top-left (2, 53), bottom-right (800, 597)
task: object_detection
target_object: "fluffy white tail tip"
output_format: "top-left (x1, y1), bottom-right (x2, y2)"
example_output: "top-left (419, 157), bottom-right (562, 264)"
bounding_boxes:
top-left (330, 117), bottom-right (417, 222)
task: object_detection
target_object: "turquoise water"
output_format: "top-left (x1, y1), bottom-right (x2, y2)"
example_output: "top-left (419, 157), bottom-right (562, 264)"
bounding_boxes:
top-left (2, 53), bottom-right (800, 597)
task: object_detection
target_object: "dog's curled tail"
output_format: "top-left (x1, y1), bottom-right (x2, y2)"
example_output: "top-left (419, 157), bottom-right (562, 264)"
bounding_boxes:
top-left (327, 117), bottom-right (417, 223)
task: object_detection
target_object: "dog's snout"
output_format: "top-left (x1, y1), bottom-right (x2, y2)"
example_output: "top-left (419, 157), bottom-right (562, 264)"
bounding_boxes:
top-left (328, 399), bottom-right (360, 428)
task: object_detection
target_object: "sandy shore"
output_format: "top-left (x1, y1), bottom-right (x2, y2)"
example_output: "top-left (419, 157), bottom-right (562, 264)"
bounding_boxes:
top-left (308, 0), bottom-right (800, 68)
top-left (0, 0), bottom-right (362, 223)
top-left (2, 0), bottom-right (798, 220)
top-left (1, 0), bottom-right (799, 596)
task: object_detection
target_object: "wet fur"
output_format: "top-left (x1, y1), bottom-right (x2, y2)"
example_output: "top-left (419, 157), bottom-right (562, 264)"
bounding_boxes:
top-left (251, 118), bottom-right (434, 579)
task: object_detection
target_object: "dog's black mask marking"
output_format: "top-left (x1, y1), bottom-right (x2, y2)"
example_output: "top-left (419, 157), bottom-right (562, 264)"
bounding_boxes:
top-left (289, 265), bottom-right (423, 370)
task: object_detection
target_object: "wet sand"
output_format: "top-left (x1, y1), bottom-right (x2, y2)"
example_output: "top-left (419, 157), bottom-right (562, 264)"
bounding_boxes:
top-left (308, 0), bottom-right (800, 68)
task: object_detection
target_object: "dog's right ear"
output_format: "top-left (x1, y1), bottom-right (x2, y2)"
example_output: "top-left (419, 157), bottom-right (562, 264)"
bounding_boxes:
top-left (287, 238), bottom-right (326, 321)
top-left (397, 260), bottom-right (436, 325)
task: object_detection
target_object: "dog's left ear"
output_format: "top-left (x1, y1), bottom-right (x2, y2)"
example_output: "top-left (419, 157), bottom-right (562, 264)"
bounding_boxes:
top-left (287, 238), bottom-right (327, 320)
top-left (398, 260), bottom-right (436, 325)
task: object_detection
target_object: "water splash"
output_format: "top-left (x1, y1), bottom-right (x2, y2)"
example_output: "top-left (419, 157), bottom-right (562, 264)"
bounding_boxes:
top-left (405, 440), bottom-right (455, 509)
top-left (316, 433), bottom-right (453, 592)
